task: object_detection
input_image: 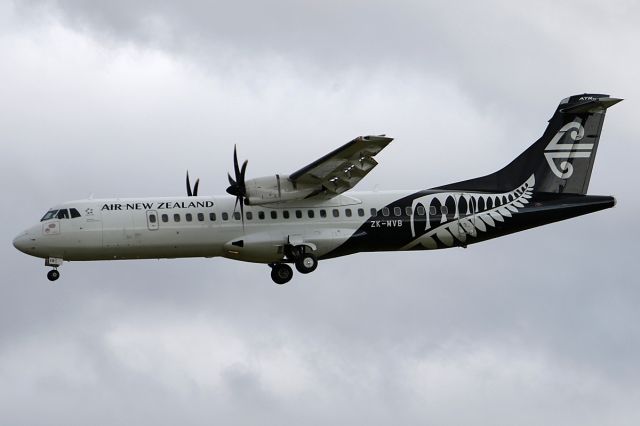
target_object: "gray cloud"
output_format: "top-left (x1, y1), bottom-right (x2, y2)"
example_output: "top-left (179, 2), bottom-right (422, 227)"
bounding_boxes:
top-left (2, 0), bottom-right (640, 425)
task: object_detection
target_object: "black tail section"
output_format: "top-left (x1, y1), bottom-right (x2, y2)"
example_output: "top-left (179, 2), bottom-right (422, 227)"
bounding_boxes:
top-left (436, 94), bottom-right (622, 194)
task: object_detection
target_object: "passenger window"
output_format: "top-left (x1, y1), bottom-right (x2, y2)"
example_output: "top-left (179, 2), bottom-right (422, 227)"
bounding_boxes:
top-left (308, 210), bottom-right (314, 218)
top-left (405, 207), bottom-right (412, 216)
top-left (70, 208), bottom-right (81, 218)
top-left (161, 214), bottom-right (169, 222)
top-left (394, 207), bottom-right (402, 216)
top-left (233, 212), bottom-right (241, 220)
top-left (358, 208), bottom-right (365, 217)
top-left (370, 208), bottom-right (377, 216)
top-left (197, 213), bottom-right (204, 221)
top-left (246, 212), bottom-right (253, 220)
top-left (271, 210), bottom-right (278, 219)
top-left (283, 210), bottom-right (290, 219)
top-left (440, 206), bottom-right (448, 215)
top-left (149, 214), bottom-right (157, 223)
top-left (332, 209), bottom-right (339, 218)
top-left (320, 209), bottom-right (327, 218)
top-left (174, 213), bottom-right (181, 222)
top-left (209, 212), bottom-right (216, 221)
top-left (56, 209), bottom-right (69, 219)
top-left (258, 211), bottom-right (265, 220)
top-left (295, 210), bottom-right (302, 219)
top-left (186, 213), bottom-right (193, 222)
top-left (382, 207), bottom-right (390, 217)
top-left (429, 206), bottom-right (437, 215)
top-left (345, 209), bottom-right (352, 217)
top-left (222, 212), bottom-right (229, 221)
top-left (417, 205), bottom-right (425, 215)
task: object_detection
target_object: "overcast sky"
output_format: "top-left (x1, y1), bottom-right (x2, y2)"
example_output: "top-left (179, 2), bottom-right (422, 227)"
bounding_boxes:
top-left (2, 0), bottom-right (640, 424)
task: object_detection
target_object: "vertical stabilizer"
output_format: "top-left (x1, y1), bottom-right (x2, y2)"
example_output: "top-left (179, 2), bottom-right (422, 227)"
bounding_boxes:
top-left (436, 94), bottom-right (622, 194)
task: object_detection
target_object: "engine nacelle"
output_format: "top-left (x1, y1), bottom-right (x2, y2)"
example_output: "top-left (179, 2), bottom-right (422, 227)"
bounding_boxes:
top-left (244, 174), bottom-right (316, 205)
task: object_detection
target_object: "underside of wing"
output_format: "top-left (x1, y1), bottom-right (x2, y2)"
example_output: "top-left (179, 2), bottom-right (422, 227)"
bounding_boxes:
top-left (243, 135), bottom-right (393, 205)
top-left (289, 135), bottom-right (394, 197)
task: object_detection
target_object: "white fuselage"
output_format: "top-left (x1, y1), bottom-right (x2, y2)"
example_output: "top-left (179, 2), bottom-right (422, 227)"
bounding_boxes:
top-left (13, 191), bottom-right (415, 264)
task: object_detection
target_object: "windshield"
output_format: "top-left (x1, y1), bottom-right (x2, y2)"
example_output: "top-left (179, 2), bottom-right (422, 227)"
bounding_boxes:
top-left (41, 210), bottom-right (58, 221)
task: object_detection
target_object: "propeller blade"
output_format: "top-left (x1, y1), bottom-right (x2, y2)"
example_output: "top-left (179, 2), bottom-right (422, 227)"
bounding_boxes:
top-left (233, 195), bottom-right (239, 214)
top-left (233, 145), bottom-right (241, 181)
top-left (239, 196), bottom-right (245, 230)
top-left (193, 178), bottom-right (199, 197)
top-left (186, 171), bottom-right (192, 197)
top-left (228, 145), bottom-right (247, 230)
top-left (239, 160), bottom-right (248, 192)
top-left (228, 173), bottom-right (237, 188)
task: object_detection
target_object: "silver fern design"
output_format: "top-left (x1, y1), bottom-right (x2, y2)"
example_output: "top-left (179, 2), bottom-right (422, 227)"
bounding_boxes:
top-left (402, 174), bottom-right (535, 250)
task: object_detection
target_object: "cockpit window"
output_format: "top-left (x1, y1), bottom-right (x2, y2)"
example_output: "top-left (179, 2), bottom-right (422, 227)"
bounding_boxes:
top-left (41, 210), bottom-right (58, 221)
top-left (69, 208), bottom-right (81, 218)
top-left (56, 209), bottom-right (70, 219)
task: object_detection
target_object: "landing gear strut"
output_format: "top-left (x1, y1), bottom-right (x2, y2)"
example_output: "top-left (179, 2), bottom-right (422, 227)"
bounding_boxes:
top-left (270, 263), bottom-right (293, 285)
top-left (47, 269), bottom-right (60, 281)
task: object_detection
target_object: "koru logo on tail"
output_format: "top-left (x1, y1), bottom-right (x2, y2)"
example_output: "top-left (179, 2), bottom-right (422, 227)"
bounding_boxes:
top-left (544, 121), bottom-right (592, 178)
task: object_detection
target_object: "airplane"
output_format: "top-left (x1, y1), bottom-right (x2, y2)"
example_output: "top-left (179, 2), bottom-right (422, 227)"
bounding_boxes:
top-left (13, 93), bottom-right (621, 284)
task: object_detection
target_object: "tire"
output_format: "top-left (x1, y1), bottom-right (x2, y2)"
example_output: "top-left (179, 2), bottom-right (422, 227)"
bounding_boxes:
top-left (271, 263), bottom-right (293, 285)
top-left (295, 253), bottom-right (318, 274)
top-left (47, 270), bottom-right (60, 282)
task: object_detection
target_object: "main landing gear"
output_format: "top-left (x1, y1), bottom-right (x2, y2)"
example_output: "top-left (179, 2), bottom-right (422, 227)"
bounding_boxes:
top-left (269, 245), bottom-right (319, 284)
top-left (271, 263), bottom-right (293, 285)
top-left (295, 253), bottom-right (318, 274)
top-left (47, 269), bottom-right (60, 282)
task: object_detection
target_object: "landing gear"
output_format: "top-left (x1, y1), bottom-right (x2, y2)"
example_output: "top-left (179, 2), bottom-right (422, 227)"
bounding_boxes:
top-left (271, 263), bottom-right (293, 285)
top-left (295, 253), bottom-right (318, 274)
top-left (270, 244), bottom-right (319, 284)
top-left (45, 257), bottom-right (63, 282)
top-left (47, 269), bottom-right (60, 282)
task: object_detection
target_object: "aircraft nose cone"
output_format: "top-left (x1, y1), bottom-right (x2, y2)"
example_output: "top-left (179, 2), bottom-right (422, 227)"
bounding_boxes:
top-left (13, 231), bottom-right (31, 254)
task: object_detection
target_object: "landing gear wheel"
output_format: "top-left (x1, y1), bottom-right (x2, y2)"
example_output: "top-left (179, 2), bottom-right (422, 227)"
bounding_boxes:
top-left (271, 263), bottom-right (293, 285)
top-left (295, 253), bottom-right (318, 274)
top-left (47, 270), bottom-right (60, 282)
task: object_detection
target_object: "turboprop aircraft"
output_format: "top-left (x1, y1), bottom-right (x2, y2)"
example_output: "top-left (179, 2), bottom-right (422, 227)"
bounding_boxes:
top-left (13, 93), bottom-right (620, 284)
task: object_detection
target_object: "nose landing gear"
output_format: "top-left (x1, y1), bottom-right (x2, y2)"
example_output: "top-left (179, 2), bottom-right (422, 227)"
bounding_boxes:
top-left (45, 257), bottom-right (63, 282)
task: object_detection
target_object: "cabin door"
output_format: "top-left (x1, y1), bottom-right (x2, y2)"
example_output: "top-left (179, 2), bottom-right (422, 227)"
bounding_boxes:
top-left (457, 194), bottom-right (477, 243)
top-left (146, 210), bottom-right (159, 231)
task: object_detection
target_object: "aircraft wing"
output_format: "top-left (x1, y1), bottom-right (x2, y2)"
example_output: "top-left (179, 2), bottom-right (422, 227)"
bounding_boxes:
top-left (288, 135), bottom-right (394, 197)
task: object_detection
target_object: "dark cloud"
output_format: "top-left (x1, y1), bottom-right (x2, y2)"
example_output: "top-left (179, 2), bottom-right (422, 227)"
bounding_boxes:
top-left (2, 1), bottom-right (640, 424)
top-left (19, 0), bottom-right (640, 106)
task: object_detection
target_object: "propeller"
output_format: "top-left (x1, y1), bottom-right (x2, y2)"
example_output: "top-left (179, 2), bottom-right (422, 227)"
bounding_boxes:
top-left (226, 145), bottom-right (248, 227)
top-left (186, 171), bottom-right (200, 197)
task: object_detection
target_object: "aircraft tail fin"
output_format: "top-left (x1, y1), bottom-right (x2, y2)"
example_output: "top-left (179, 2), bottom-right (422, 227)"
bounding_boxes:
top-left (436, 94), bottom-right (622, 194)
